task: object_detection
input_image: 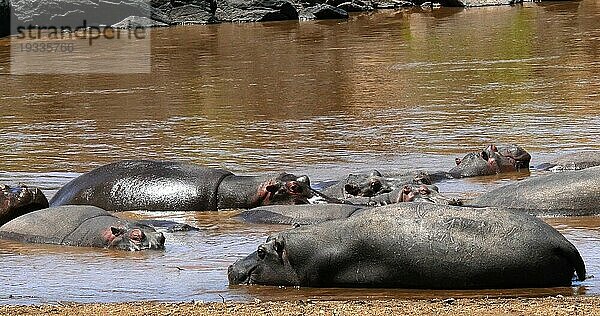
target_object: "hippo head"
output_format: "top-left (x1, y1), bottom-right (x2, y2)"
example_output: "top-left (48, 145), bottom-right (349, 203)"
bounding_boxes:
top-left (262, 173), bottom-right (314, 205)
top-left (395, 184), bottom-right (462, 206)
top-left (228, 235), bottom-right (300, 286)
top-left (343, 170), bottom-right (394, 197)
top-left (106, 224), bottom-right (166, 251)
top-left (494, 144), bottom-right (531, 170)
top-left (449, 144), bottom-right (530, 178)
top-left (0, 184), bottom-right (49, 226)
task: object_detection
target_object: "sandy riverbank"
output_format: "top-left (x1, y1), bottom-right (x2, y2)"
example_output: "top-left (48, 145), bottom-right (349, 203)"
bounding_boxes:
top-left (2, 296), bottom-right (600, 315)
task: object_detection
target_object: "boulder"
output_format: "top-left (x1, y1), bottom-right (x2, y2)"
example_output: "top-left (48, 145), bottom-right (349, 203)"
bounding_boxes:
top-left (111, 15), bottom-right (168, 28)
top-left (216, 0), bottom-right (298, 22)
top-left (440, 0), bottom-right (522, 6)
top-left (299, 3), bottom-right (348, 20)
top-left (1, 0), bottom-right (9, 37)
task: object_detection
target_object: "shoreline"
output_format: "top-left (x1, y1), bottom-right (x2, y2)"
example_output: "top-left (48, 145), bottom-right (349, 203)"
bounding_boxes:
top-left (2, 296), bottom-right (600, 315)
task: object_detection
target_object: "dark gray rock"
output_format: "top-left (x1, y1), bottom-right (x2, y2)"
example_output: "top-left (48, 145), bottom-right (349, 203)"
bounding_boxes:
top-left (300, 3), bottom-right (348, 20)
top-left (337, 0), bottom-right (373, 12)
top-left (1, 0), bottom-right (9, 37)
top-left (216, 0), bottom-right (298, 22)
top-left (372, 0), bottom-right (414, 9)
top-left (440, 0), bottom-right (522, 6)
top-left (152, 0), bottom-right (218, 24)
top-left (111, 15), bottom-right (168, 28)
top-left (8, 0), bottom-right (217, 31)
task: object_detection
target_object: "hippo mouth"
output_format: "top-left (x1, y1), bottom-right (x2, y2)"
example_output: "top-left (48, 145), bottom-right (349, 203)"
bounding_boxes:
top-left (228, 259), bottom-right (258, 285)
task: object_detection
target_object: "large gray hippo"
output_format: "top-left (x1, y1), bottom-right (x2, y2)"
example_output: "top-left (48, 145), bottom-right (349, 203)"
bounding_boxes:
top-left (468, 166), bottom-right (600, 216)
top-left (0, 205), bottom-right (165, 251)
top-left (449, 144), bottom-right (531, 178)
top-left (229, 203), bottom-right (585, 289)
top-left (1, 184), bottom-right (49, 226)
top-left (536, 151), bottom-right (600, 172)
top-left (50, 160), bottom-right (319, 212)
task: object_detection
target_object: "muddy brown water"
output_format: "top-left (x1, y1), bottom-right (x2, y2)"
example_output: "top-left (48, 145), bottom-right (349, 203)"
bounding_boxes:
top-left (1, 0), bottom-right (599, 305)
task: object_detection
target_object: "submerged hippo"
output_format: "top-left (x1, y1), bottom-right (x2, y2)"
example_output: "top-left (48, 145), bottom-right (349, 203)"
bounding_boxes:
top-left (50, 160), bottom-right (319, 212)
top-left (322, 170), bottom-right (439, 199)
top-left (345, 183), bottom-right (462, 206)
top-left (449, 144), bottom-right (531, 178)
top-left (229, 203), bottom-right (585, 289)
top-left (468, 165), bottom-right (600, 216)
top-left (536, 151), bottom-right (600, 172)
top-left (0, 205), bottom-right (165, 251)
top-left (0, 185), bottom-right (49, 226)
top-left (235, 204), bottom-right (366, 225)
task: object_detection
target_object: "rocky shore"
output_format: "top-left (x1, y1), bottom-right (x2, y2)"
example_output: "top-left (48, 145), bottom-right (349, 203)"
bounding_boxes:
top-left (1, 0), bottom-right (536, 38)
top-left (1, 296), bottom-right (599, 315)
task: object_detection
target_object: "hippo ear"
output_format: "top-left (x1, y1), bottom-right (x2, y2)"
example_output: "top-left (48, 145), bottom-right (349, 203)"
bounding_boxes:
top-left (455, 158), bottom-right (461, 166)
top-left (274, 236), bottom-right (285, 257)
top-left (296, 175), bottom-right (310, 186)
top-left (370, 170), bottom-right (382, 177)
top-left (110, 226), bottom-right (127, 237)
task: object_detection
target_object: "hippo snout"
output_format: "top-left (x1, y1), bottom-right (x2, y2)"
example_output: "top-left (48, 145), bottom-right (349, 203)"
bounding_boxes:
top-left (228, 253), bottom-right (258, 285)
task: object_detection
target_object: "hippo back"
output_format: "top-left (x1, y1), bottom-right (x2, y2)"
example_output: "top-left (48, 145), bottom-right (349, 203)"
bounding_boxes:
top-left (468, 166), bottom-right (600, 215)
top-left (236, 204), bottom-right (366, 225)
top-left (0, 205), bottom-right (165, 250)
top-left (276, 203), bottom-right (584, 288)
top-left (49, 160), bottom-right (234, 211)
top-left (0, 205), bottom-right (119, 246)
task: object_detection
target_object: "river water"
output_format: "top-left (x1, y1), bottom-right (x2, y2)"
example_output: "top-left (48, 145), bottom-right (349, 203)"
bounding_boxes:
top-left (0, 0), bottom-right (599, 305)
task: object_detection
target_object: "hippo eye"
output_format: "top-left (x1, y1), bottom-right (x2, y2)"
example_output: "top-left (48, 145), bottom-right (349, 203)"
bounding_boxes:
top-left (257, 247), bottom-right (266, 259)
top-left (480, 151), bottom-right (489, 161)
top-left (370, 181), bottom-right (382, 192)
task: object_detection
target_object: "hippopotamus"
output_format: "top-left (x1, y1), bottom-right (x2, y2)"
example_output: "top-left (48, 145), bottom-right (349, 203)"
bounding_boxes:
top-left (345, 183), bottom-right (462, 206)
top-left (449, 144), bottom-right (531, 178)
top-left (321, 170), bottom-right (439, 199)
top-left (1, 185), bottom-right (49, 226)
top-left (536, 151), bottom-right (600, 172)
top-left (235, 204), bottom-right (366, 225)
top-left (0, 205), bottom-right (165, 251)
top-left (467, 165), bottom-right (600, 216)
top-left (228, 203), bottom-right (585, 289)
top-left (50, 160), bottom-right (319, 212)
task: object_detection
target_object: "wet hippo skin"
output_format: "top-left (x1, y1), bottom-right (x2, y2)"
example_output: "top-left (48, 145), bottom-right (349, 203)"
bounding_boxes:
top-left (49, 160), bottom-right (315, 211)
top-left (229, 203), bottom-right (585, 289)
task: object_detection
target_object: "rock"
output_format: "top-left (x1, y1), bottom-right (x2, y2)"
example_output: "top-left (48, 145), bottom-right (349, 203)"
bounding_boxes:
top-left (11, 0), bottom-right (152, 27)
top-left (1, 0), bottom-right (9, 37)
top-left (372, 0), bottom-right (414, 9)
top-left (300, 4), bottom-right (348, 20)
top-left (8, 0), bottom-right (217, 30)
top-left (111, 15), bottom-right (168, 28)
top-left (440, 0), bottom-right (522, 6)
top-left (216, 0), bottom-right (298, 22)
top-left (155, 1), bottom-right (218, 24)
top-left (336, 0), bottom-right (373, 12)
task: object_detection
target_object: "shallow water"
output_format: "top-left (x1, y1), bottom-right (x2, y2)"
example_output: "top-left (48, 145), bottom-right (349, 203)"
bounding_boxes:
top-left (0, 0), bottom-right (599, 305)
